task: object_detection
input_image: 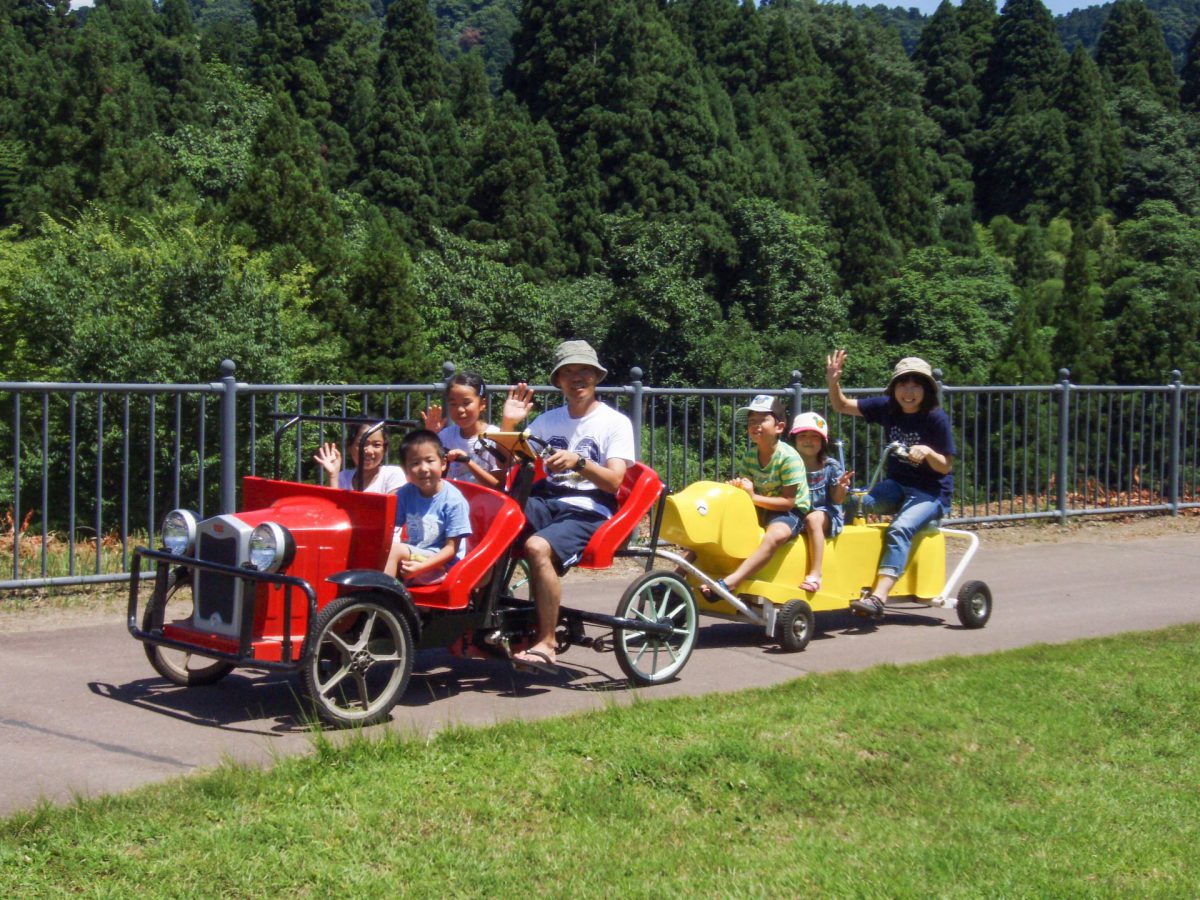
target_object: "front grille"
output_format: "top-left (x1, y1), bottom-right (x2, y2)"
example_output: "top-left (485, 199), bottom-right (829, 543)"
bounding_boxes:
top-left (195, 531), bottom-right (241, 631)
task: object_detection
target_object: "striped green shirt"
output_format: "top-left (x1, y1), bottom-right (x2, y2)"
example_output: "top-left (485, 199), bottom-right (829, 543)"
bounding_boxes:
top-left (738, 440), bottom-right (811, 513)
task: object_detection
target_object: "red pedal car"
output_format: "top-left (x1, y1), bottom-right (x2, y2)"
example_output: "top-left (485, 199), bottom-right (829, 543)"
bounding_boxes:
top-left (128, 420), bottom-right (698, 726)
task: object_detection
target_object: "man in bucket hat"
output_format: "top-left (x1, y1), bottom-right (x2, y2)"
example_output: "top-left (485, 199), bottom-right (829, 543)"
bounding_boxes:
top-left (501, 340), bottom-right (635, 673)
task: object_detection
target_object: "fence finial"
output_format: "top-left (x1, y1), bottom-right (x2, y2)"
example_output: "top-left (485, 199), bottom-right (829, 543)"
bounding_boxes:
top-left (220, 359), bottom-right (236, 378)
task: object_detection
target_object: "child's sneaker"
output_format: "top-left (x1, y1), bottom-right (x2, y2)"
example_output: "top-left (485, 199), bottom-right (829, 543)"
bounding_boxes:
top-left (850, 590), bottom-right (885, 620)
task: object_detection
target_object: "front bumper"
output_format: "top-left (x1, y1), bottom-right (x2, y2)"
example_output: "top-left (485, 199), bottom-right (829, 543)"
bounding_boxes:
top-left (128, 546), bottom-right (319, 672)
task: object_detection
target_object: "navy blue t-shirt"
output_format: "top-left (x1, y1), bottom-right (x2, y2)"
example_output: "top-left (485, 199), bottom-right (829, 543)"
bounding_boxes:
top-left (858, 396), bottom-right (956, 506)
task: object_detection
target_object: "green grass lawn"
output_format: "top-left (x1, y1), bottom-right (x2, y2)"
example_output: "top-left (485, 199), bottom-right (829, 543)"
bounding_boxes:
top-left (3, 626), bottom-right (1198, 896)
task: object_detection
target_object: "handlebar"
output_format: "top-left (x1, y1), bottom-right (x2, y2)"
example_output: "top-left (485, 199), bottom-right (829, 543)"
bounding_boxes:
top-left (475, 430), bottom-right (550, 461)
top-left (848, 441), bottom-right (910, 521)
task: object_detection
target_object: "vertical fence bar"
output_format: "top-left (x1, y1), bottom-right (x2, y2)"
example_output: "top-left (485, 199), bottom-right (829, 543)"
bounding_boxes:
top-left (219, 360), bottom-right (238, 514)
top-left (198, 395), bottom-right (206, 518)
top-left (249, 393), bottom-right (257, 477)
top-left (1057, 369), bottom-right (1070, 523)
top-left (630, 368), bottom-right (643, 461)
top-left (11, 393), bottom-right (19, 579)
top-left (122, 395), bottom-right (130, 568)
top-left (40, 394), bottom-right (49, 577)
top-left (148, 395), bottom-right (156, 545)
top-left (1169, 371), bottom-right (1182, 515)
top-left (68, 393), bottom-right (76, 576)
top-left (94, 394), bottom-right (103, 575)
top-left (173, 395), bottom-right (182, 510)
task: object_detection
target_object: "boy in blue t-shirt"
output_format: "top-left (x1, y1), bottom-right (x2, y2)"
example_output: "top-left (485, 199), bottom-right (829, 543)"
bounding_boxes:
top-left (384, 430), bottom-right (472, 585)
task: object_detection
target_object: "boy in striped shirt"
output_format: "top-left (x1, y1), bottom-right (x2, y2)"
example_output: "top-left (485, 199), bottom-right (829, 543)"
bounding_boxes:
top-left (703, 395), bottom-right (811, 600)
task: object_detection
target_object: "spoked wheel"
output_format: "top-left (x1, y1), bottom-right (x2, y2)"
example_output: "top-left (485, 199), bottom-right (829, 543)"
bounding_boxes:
top-left (142, 569), bottom-right (235, 687)
top-left (614, 571), bottom-right (698, 686)
top-left (302, 593), bottom-right (414, 727)
top-left (955, 580), bottom-right (992, 629)
top-left (776, 599), bottom-right (815, 653)
top-left (507, 557), bottom-right (532, 601)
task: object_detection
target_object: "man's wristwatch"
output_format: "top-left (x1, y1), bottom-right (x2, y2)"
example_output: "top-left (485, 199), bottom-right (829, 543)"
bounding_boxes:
top-left (573, 454), bottom-right (588, 472)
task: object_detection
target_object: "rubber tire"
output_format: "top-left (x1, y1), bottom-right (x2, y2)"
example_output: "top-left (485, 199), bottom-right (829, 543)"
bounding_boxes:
top-left (302, 593), bottom-right (414, 727)
top-left (776, 599), bottom-right (815, 653)
top-left (142, 570), bottom-right (235, 687)
top-left (614, 571), bottom-right (698, 686)
top-left (955, 580), bottom-right (992, 629)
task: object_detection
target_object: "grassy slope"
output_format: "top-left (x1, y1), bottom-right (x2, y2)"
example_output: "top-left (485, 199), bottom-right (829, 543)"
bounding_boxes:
top-left (2, 626), bottom-right (1198, 895)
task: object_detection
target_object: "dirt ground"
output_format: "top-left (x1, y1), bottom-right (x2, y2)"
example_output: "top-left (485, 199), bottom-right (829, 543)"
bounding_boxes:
top-left (3, 513), bottom-right (1197, 635)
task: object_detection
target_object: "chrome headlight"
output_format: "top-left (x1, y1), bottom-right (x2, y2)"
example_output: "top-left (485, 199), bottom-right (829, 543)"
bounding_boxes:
top-left (248, 522), bottom-right (294, 573)
top-left (161, 509), bottom-right (199, 555)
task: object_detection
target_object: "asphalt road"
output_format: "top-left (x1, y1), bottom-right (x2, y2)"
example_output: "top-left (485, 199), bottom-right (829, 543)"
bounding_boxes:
top-left (2, 531), bottom-right (1198, 817)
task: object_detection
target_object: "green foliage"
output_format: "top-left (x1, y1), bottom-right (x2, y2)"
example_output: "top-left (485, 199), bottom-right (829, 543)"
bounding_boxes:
top-left (0, 0), bottom-right (1198, 388)
top-left (882, 245), bottom-right (1017, 384)
top-left (158, 63), bottom-right (271, 198)
top-left (1106, 199), bottom-right (1200, 381)
top-left (0, 205), bottom-right (337, 383)
top-left (412, 228), bottom-right (558, 382)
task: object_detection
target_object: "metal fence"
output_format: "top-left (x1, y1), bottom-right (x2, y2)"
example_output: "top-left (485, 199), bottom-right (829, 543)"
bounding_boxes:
top-left (3, 361), bottom-right (1196, 591)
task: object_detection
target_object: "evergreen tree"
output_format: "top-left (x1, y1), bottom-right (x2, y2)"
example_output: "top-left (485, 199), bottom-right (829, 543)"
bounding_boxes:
top-left (340, 211), bottom-right (431, 383)
top-left (913, 1), bottom-right (980, 158)
top-left (976, 0), bottom-right (1071, 219)
top-left (466, 98), bottom-right (567, 279)
top-left (1012, 219), bottom-right (1060, 289)
top-left (822, 160), bottom-right (901, 324)
top-left (225, 92), bottom-right (341, 266)
top-left (378, 0), bottom-right (445, 110)
top-left (508, 0), bottom-right (726, 228)
top-left (1096, 0), bottom-right (1179, 110)
top-left (1052, 227), bottom-right (1106, 382)
top-left (957, 0), bottom-right (997, 84)
top-left (1182, 23), bottom-right (1200, 112)
top-left (356, 69), bottom-right (437, 246)
top-left (1057, 44), bottom-right (1123, 226)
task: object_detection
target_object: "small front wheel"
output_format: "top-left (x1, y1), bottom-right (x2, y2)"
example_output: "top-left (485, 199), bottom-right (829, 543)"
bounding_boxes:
top-left (776, 599), bottom-right (815, 652)
top-left (142, 570), bottom-right (234, 687)
top-left (955, 580), bottom-right (992, 629)
top-left (614, 571), bottom-right (698, 686)
top-left (302, 593), bottom-right (414, 727)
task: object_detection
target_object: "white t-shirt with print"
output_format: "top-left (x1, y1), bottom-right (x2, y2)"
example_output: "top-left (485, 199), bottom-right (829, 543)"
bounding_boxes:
top-left (336, 464), bottom-right (407, 493)
top-left (529, 402), bottom-right (636, 518)
top-left (439, 423), bottom-right (501, 483)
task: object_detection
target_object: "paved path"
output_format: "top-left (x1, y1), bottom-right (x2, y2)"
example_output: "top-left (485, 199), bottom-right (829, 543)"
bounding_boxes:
top-left (2, 532), bottom-right (1198, 816)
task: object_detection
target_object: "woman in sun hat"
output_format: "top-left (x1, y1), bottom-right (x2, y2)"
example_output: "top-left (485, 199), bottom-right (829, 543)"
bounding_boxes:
top-left (825, 350), bottom-right (955, 620)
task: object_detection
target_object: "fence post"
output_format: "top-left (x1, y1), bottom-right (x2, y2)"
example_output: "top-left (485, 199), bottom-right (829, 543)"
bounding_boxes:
top-left (629, 367), bottom-right (644, 460)
top-left (1169, 369), bottom-right (1182, 517)
top-left (218, 359), bottom-right (238, 514)
top-left (1057, 368), bottom-right (1071, 524)
top-left (790, 371), bottom-right (803, 420)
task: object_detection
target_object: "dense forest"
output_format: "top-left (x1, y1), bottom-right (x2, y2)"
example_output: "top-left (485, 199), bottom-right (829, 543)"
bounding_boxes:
top-left (2, 0), bottom-right (1199, 390)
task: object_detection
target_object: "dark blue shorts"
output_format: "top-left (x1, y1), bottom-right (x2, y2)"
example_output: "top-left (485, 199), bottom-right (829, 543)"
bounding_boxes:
top-left (762, 509), bottom-right (804, 539)
top-left (519, 496), bottom-right (608, 573)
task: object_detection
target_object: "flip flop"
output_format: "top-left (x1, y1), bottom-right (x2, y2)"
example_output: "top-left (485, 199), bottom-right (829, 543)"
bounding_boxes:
top-left (800, 576), bottom-right (822, 593)
top-left (511, 648), bottom-right (559, 675)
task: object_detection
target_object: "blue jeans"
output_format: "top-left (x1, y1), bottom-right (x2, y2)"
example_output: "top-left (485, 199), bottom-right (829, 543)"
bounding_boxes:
top-left (858, 480), bottom-right (947, 577)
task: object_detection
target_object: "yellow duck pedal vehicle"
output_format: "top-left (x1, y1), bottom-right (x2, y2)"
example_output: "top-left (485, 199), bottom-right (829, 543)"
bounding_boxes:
top-left (629, 443), bottom-right (992, 652)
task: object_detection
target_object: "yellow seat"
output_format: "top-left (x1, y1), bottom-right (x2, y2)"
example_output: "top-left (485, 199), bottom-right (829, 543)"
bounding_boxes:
top-left (660, 481), bottom-right (946, 613)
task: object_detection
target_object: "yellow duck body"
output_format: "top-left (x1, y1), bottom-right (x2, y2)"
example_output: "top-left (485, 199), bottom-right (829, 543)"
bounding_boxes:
top-left (660, 481), bottom-right (946, 613)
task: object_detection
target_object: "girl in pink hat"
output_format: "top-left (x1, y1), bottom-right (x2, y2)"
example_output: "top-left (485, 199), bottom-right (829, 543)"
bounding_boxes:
top-left (790, 411), bottom-right (854, 594)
